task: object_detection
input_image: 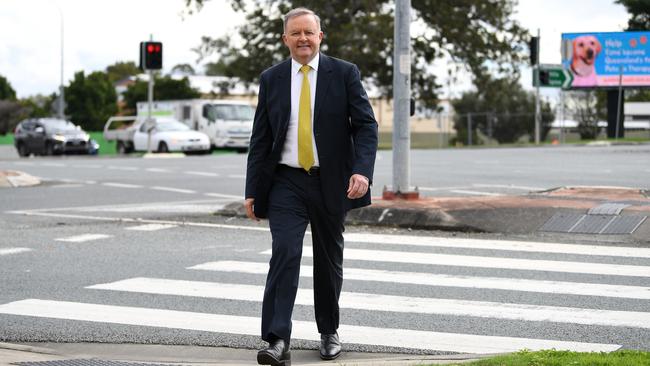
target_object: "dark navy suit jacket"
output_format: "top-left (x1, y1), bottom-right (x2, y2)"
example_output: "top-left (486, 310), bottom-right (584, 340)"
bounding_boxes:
top-left (245, 53), bottom-right (378, 218)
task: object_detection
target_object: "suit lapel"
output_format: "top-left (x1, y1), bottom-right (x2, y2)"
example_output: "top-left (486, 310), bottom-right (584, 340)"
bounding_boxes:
top-left (276, 60), bottom-right (292, 135)
top-left (314, 53), bottom-right (333, 132)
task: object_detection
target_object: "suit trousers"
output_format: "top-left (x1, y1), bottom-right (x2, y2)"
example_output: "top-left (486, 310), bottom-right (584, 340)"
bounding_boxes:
top-left (261, 165), bottom-right (345, 343)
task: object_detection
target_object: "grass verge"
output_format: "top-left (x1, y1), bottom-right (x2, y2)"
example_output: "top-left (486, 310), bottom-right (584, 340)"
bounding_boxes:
top-left (444, 349), bottom-right (650, 366)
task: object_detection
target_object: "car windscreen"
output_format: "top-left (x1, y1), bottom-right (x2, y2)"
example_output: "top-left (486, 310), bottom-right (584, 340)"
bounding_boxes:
top-left (210, 104), bottom-right (255, 121)
top-left (155, 121), bottom-right (190, 132)
top-left (44, 120), bottom-right (78, 132)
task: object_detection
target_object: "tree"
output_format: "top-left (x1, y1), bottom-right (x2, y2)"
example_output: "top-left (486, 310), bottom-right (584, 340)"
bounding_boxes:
top-left (171, 64), bottom-right (197, 76)
top-left (564, 90), bottom-right (607, 140)
top-left (452, 75), bottom-right (554, 144)
top-left (105, 61), bottom-right (141, 83)
top-left (20, 94), bottom-right (57, 118)
top-left (0, 75), bottom-right (17, 101)
top-left (616, 0), bottom-right (650, 30)
top-left (122, 76), bottom-right (201, 113)
top-left (186, 0), bottom-right (528, 107)
top-left (65, 71), bottom-right (118, 131)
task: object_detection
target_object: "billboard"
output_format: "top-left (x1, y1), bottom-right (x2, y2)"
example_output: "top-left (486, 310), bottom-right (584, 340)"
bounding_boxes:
top-left (561, 31), bottom-right (650, 88)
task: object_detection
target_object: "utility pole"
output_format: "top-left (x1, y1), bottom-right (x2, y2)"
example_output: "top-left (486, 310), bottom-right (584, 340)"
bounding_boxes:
top-left (385, 0), bottom-right (418, 200)
top-left (534, 28), bottom-right (541, 145)
top-left (56, 4), bottom-right (65, 119)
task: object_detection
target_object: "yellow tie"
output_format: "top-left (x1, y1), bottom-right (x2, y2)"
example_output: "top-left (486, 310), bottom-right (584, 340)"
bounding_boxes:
top-left (298, 65), bottom-right (314, 171)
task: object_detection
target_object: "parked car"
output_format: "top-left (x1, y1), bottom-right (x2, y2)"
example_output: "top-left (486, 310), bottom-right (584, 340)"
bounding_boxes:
top-left (14, 118), bottom-right (96, 157)
top-left (132, 118), bottom-right (211, 154)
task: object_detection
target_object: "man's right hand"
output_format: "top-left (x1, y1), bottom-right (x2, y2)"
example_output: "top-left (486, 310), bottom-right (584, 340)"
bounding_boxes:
top-left (244, 198), bottom-right (259, 221)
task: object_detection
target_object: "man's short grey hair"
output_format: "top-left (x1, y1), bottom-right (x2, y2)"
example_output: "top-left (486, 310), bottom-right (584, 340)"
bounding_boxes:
top-left (283, 7), bottom-right (321, 33)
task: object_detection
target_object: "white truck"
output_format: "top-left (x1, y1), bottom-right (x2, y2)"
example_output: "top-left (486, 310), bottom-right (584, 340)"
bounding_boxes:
top-left (136, 99), bottom-right (255, 152)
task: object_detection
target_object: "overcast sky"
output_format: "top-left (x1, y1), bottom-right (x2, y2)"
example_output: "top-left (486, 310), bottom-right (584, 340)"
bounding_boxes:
top-left (0, 0), bottom-right (630, 99)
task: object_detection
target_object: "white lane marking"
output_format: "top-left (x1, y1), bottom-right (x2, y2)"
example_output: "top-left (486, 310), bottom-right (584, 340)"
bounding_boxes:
top-left (0, 299), bottom-right (620, 353)
top-left (51, 184), bottom-right (85, 189)
top-left (449, 190), bottom-right (504, 196)
top-left (107, 166), bottom-right (138, 171)
top-left (204, 193), bottom-right (242, 199)
top-left (102, 182), bottom-right (143, 189)
top-left (151, 186), bottom-right (197, 194)
top-left (472, 184), bottom-right (545, 191)
top-left (40, 163), bottom-right (66, 167)
top-left (263, 248), bottom-right (650, 278)
top-left (343, 233), bottom-right (650, 259)
top-left (190, 261), bottom-right (650, 300)
top-left (12, 162), bottom-right (35, 166)
top-left (5, 211), bottom-right (270, 232)
top-left (185, 171), bottom-right (220, 177)
top-left (88, 278), bottom-right (650, 329)
top-left (227, 174), bottom-right (246, 179)
top-left (126, 224), bottom-right (177, 231)
top-left (0, 248), bottom-right (32, 256)
top-left (55, 234), bottom-right (112, 243)
top-left (70, 164), bottom-right (102, 169)
top-left (418, 186), bottom-right (470, 192)
top-left (146, 168), bottom-right (171, 173)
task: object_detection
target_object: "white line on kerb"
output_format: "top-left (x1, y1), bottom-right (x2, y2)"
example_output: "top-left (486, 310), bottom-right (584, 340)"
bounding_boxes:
top-left (0, 299), bottom-right (620, 353)
top-left (88, 277), bottom-right (650, 329)
top-left (190, 260), bottom-right (650, 300)
top-left (265, 247), bottom-right (650, 278)
top-left (126, 224), bottom-right (177, 231)
top-left (0, 248), bottom-right (32, 256)
top-left (227, 174), bottom-right (246, 179)
top-left (204, 193), bottom-right (242, 199)
top-left (55, 234), bottom-right (112, 243)
top-left (151, 186), bottom-right (196, 194)
top-left (342, 233), bottom-right (650, 259)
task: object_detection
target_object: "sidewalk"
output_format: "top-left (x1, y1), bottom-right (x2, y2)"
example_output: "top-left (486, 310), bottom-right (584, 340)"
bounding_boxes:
top-left (0, 343), bottom-right (483, 366)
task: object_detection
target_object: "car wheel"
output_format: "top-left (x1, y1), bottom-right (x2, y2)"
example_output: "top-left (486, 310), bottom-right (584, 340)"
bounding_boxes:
top-left (45, 142), bottom-right (55, 156)
top-left (116, 141), bottom-right (127, 154)
top-left (157, 141), bottom-right (169, 153)
top-left (16, 143), bottom-right (30, 157)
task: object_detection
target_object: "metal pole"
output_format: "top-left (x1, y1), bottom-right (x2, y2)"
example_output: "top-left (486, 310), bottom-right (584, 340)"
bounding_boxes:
top-left (534, 28), bottom-right (541, 144)
top-left (437, 113), bottom-right (443, 149)
top-left (467, 113), bottom-right (472, 146)
top-left (559, 89), bottom-right (565, 144)
top-left (55, 3), bottom-right (65, 119)
top-left (615, 66), bottom-right (623, 141)
top-left (392, 0), bottom-right (411, 193)
top-left (147, 35), bottom-right (155, 153)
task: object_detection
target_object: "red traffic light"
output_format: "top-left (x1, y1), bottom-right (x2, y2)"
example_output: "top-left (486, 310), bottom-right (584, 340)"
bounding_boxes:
top-left (147, 44), bottom-right (155, 53)
top-left (140, 41), bottom-right (163, 70)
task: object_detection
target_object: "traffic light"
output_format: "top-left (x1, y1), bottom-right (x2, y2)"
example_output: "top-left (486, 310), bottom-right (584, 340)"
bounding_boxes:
top-left (140, 41), bottom-right (163, 70)
top-left (529, 36), bottom-right (539, 66)
top-left (539, 69), bottom-right (550, 86)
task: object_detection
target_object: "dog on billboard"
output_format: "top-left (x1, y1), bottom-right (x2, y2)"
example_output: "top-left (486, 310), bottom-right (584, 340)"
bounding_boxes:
top-left (570, 35), bottom-right (602, 87)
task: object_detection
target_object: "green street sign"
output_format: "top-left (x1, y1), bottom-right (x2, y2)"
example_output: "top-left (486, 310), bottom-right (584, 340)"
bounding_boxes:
top-left (533, 65), bottom-right (574, 88)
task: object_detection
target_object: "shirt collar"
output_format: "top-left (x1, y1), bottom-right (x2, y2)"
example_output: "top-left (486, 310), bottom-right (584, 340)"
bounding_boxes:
top-left (291, 53), bottom-right (320, 74)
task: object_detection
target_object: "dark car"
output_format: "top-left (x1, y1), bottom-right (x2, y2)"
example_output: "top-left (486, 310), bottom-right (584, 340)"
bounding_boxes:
top-left (14, 118), bottom-right (97, 157)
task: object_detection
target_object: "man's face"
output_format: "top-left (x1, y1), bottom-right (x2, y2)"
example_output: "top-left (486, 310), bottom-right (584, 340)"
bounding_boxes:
top-left (282, 14), bottom-right (323, 64)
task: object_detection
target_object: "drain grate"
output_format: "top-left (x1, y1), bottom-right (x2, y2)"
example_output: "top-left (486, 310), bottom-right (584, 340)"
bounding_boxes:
top-left (13, 360), bottom-right (181, 366)
top-left (539, 213), bottom-right (647, 234)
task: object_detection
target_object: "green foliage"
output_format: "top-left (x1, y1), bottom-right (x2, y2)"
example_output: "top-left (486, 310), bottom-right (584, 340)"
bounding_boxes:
top-left (65, 71), bottom-right (118, 131)
top-left (445, 349), bottom-right (650, 366)
top-left (122, 76), bottom-right (201, 113)
top-left (105, 61), bottom-right (141, 83)
top-left (452, 76), bottom-right (554, 144)
top-left (0, 75), bottom-right (17, 101)
top-left (616, 0), bottom-right (650, 30)
top-left (187, 0), bottom-right (528, 108)
top-left (20, 94), bottom-right (57, 118)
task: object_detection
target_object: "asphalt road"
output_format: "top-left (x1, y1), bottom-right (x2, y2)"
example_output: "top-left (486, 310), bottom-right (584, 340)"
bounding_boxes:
top-left (0, 145), bottom-right (649, 355)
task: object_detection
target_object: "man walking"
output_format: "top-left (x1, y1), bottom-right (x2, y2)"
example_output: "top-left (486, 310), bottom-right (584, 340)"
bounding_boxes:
top-left (244, 7), bottom-right (378, 366)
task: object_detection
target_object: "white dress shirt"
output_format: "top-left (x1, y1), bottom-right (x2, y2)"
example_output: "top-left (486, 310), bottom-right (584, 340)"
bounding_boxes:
top-left (280, 53), bottom-right (320, 168)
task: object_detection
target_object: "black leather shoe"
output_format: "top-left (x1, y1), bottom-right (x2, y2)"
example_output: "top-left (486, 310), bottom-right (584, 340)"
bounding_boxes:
top-left (319, 333), bottom-right (341, 360)
top-left (257, 339), bottom-right (291, 366)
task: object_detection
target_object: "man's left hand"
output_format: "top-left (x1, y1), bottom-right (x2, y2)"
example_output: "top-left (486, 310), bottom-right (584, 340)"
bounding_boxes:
top-left (347, 174), bottom-right (369, 199)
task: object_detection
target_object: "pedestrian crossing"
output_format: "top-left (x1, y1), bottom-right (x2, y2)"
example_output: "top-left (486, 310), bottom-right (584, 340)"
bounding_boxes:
top-left (2, 226), bottom-right (649, 354)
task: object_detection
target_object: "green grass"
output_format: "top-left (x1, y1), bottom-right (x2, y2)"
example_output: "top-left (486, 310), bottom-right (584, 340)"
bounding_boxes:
top-left (443, 349), bottom-right (650, 366)
top-left (0, 133), bottom-right (14, 145)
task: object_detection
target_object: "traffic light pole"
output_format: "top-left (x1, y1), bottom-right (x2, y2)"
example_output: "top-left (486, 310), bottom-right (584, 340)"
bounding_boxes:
top-left (534, 29), bottom-right (541, 145)
top-left (384, 0), bottom-right (418, 200)
top-left (147, 35), bottom-right (154, 154)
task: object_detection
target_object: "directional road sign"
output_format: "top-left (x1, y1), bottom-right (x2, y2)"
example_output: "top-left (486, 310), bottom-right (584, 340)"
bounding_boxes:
top-left (533, 64), bottom-right (573, 88)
